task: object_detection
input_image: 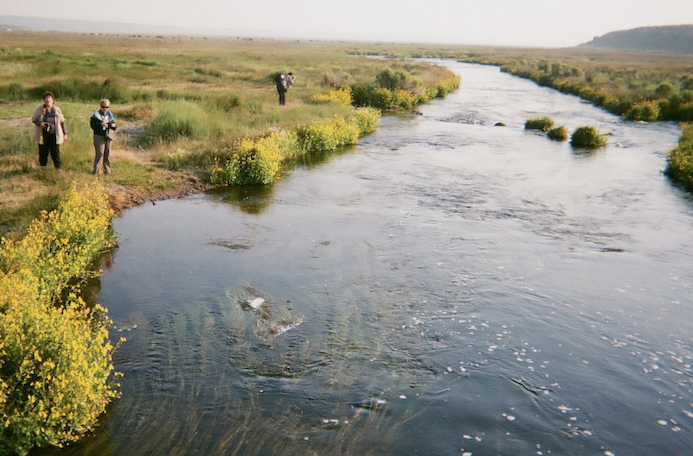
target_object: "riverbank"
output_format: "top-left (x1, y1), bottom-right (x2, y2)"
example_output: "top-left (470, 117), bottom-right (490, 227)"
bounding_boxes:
top-left (0, 32), bottom-right (458, 238)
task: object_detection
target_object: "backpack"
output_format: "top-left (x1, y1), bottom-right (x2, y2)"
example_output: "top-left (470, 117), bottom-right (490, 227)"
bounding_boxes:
top-left (276, 73), bottom-right (288, 89)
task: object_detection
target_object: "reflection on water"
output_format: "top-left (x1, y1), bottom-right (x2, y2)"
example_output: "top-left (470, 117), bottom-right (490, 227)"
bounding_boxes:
top-left (38, 62), bottom-right (693, 456)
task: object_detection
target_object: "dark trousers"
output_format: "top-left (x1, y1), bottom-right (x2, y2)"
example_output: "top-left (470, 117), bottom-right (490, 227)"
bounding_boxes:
top-left (277, 87), bottom-right (286, 105)
top-left (38, 134), bottom-right (61, 169)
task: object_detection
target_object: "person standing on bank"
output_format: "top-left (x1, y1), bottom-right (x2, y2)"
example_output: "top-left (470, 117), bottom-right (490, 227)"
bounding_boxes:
top-left (31, 91), bottom-right (68, 169)
top-left (275, 72), bottom-right (294, 105)
top-left (90, 99), bottom-right (116, 175)
top-left (275, 73), bottom-right (288, 105)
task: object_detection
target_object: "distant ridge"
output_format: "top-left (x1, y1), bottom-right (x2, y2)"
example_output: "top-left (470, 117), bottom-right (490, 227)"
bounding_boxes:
top-left (579, 24), bottom-right (693, 53)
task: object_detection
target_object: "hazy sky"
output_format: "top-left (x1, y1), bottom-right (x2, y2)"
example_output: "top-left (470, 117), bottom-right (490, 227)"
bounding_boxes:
top-left (2, 0), bottom-right (693, 47)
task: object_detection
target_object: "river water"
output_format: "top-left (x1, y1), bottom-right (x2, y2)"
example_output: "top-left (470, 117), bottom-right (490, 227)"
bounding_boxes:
top-left (45, 62), bottom-right (693, 456)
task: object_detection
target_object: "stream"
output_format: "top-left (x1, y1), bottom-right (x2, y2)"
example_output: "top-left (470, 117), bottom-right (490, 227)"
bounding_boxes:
top-left (42, 61), bottom-right (693, 456)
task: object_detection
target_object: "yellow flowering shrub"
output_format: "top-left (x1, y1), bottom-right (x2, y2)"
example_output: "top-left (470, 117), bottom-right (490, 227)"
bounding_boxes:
top-left (347, 107), bottom-right (381, 136)
top-left (211, 109), bottom-right (380, 185)
top-left (211, 131), bottom-right (297, 185)
top-left (297, 116), bottom-right (360, 152)
top-left (1, 182), bottom-right (115, 300)
top-left (310, 87), bottom-right (353, 106)
top-left (0, 181), bottom-right (119, 456)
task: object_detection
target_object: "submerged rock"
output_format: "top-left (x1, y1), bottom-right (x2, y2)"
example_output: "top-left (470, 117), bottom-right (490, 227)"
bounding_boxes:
top-left (244, 297), bottom-right (265, 310)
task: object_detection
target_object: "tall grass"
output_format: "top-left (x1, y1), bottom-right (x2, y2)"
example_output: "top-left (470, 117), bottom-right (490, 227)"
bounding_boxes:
top-left (137, 100), bottom-right (222, 146)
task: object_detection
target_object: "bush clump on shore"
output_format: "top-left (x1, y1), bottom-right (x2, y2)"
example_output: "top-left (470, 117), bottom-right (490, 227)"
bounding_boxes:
top-left (570, 126), bottom-right (608, 149)
top-left (625, 100), bottom-right (662, 121)
top-left (211, 108), bottom-right (381, 185)
top-left (665, 123), bottom-right (693, 191)
top-left (525, 116), bottom-right (555, 131)
top-left (0, 182), bottom-right (119, 456)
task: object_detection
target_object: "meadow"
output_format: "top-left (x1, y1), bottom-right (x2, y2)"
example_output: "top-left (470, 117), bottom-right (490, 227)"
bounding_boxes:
top-left (0, 32), bottom-right (459, 238)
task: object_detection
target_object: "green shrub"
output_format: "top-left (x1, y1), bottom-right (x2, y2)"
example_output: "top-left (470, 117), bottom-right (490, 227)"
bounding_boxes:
top-left (351, 84), bottom-right (393, 109)
top-left (525, 116), bottom-right (555, 132)
top-left (30, 78), bottom-right (132, 103)
top-left (375, 67), bottom-right (421, 91)
top-left (212, 94), bottom-right (243, 112)
top-left (547, 126), bottom-right (569, 141)
top-left (0, 182), bottom-right (119, 456)
top-left (0, 82), bottom-right (27, 102)
top-left (665, 124), bottom-right (693, 190)
top-left (625, 100), bottom-right (661, 121)
top-left (570, 126), bottom-right (608, 149)
top-left (137, 101), bottom-right (214, 146)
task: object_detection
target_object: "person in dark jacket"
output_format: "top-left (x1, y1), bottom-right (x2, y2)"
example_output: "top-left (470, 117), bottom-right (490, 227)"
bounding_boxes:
top-left (275, 72), bottom-right (294, 105)
top-left (31, 91), bottom-right (68, 169)
top-left (90, 99), bottom-right (116, 175)
top-left (276, 73), bottom-right (288, 105)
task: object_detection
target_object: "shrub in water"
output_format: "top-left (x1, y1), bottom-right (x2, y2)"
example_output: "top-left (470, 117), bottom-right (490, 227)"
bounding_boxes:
top-left (525, 116), bottom-right (555, 132)
top-left (625, 100), bottom-right (661, 121)
top-left (547, 126), bottom-right (569, 141)
top-left (570, 126), bottom-right (608, 149)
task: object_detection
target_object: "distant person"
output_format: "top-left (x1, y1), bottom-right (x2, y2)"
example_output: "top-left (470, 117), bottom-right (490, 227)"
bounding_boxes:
top-left (90, 99), bottom-right (116, 175)
top-left (31, 91), bottom-right (68, 169)
top-left (275, 72), bottom-right (294, 105)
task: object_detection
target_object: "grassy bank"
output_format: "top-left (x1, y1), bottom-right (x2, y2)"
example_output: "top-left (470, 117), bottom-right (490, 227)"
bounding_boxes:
top-left (666, 124), bottom-right (693, 191)
top-left (0, 32), bottom-right (459, 238)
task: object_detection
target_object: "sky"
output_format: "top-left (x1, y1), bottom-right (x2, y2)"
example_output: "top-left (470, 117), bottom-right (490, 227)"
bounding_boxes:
top-left (2, 0), bottom-right (693, 47)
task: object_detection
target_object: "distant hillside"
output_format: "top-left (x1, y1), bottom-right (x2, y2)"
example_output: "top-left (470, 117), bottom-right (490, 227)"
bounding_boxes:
top-left (579, 25), bottom-right (693, 53)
